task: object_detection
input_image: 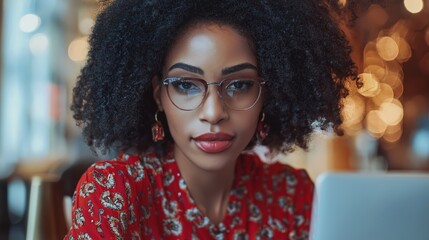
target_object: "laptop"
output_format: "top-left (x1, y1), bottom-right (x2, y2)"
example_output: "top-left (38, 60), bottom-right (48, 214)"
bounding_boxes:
top-left (310, 172), bottom-right (429, 240)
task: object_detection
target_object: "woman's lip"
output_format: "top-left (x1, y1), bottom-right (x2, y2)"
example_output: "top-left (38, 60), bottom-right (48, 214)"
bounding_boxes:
top-left (194, 132), bottom-right (233, 141)
top-left (194, 140), bottom-right (233, 153)
top-left (193, 132), bottom-right (234, 153)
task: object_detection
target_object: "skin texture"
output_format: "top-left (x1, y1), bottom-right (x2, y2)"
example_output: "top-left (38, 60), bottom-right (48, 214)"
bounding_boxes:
top-left (72, 1), bottom-right (359, 155)
top-left (69, 1), bottom-right (363, 233)
top-left (153, 23), bottom-right (262, 223)
top-left (68, 1), bottom-right (364, 237)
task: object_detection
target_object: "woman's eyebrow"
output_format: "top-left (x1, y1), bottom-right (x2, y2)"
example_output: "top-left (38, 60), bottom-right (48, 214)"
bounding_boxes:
top-left (222, 63), bottom-right (258, 75)
top-left (168, 63), bottom-right (204, 75)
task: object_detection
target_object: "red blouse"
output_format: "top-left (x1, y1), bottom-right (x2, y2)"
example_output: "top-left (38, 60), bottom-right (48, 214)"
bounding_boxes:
top-left (64, 150), bottom-right (314, 240)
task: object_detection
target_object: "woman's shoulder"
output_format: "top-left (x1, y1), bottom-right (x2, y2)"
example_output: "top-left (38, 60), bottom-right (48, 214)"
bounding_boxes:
top-left (89, 152), bottom-right (141, 168)
top-left (240, 151), bottom-right (314, 188)
top-left (85, 153), bottom-right (143, 173)
top-left (80, 152), bottom-right (161, 186)
top-left (269, 161), bottom-right (313, 184)
top-left (66, 152), bottom-right (155, 238)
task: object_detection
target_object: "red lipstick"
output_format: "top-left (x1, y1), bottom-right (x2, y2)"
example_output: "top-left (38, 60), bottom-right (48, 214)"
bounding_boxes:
top-left (193, 133), bottom-right (233, 153)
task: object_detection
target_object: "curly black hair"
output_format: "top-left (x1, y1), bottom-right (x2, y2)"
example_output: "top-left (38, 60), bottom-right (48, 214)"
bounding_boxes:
top-left (71, 0), bottom-right (358, 154)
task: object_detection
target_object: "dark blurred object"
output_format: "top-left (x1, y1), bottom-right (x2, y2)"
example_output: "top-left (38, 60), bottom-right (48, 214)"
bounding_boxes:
top-left (24, 158), bottom-right (95, 240)
top-left (0, 163), bottom-right (15, 239)
top-left (26, 175), bottom-right (68, 240)
top-left (0, 177), bottom-right (11, 238)
top-left (59, 159), bottom-right (95, 232)
top-left (8, 157), bottom-right (69, 240)
top-left (59, 160), bottom-right (95, 198)
top-left (0, 156), bottom-right (97, 240)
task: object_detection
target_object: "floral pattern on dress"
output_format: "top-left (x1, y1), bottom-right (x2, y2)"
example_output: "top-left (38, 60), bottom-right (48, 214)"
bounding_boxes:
top-left (64, 149), bottom-right (314, 239)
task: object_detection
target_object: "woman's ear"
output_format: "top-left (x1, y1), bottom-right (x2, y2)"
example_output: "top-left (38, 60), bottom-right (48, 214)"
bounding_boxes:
top-left (152, 76), bottom-right (163, 111)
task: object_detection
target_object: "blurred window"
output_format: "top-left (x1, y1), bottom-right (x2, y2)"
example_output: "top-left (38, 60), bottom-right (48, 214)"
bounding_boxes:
top-left (0, 0), bottom-right (67, 165)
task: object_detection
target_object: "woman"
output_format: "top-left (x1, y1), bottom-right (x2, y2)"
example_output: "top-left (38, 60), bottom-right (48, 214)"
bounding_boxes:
top-left (65, 0), bottom-right (357, 239)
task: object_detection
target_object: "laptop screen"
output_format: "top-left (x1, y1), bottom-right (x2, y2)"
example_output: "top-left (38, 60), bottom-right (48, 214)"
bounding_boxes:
top-left (310, 172), bottom-right (429, 240)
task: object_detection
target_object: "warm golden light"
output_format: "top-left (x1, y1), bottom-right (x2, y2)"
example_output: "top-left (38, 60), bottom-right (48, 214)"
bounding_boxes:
top-left (366, 110), bottom-right (387, 138)
top-left (342, 95), bottom-right (365, 126)
top-left (376, 36), bottom-right (399, 61)
top-left (363, 42), bottom-right (377, 57)
top-left (383, 125), bottom-right (403, 143)
top-left (395, 36), bottom-right (412, 63)
top-left (384, 61), bottom-right (403, 88)
top-left (364, 65), bottom-right (386, 84)
top-left (68, 36), bottom-right (89, 62)
top-left (371, 83), bottom-right (394, 106)
top-left (393, 81), bottom-right (404, 98)
top-left (344, 123), bottom-right (363, 136)
top-left (386, 123), bottom-right (402, 134)
top-left (404, 0), bottom-right (424, 14)
top-left (79, 17), bottom-right (95, 35)
top-left (348, 13), bottom-right (409, 141)
top-left (383, 132), bottom-right (402, 142)
top-left (357, 73), bottom-right (380, 97)
top-left (338, 0), bottom-right (347, 8)
top-left (389, 20), bottom-right (410, 37)
top-left (378, 99), bottom-right (404, 126)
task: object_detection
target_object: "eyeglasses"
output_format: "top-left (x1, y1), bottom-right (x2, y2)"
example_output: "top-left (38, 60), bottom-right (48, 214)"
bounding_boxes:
top-left (162, 77), bottom-right (266, 111)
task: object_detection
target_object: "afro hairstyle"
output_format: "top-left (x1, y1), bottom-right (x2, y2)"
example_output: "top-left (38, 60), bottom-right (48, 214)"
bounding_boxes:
top-left (71, 0), bottom-right (358, 154)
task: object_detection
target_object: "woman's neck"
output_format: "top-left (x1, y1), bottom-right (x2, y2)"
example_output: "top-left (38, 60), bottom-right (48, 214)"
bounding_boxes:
top-left (174, 148), bottom-right (237, 224)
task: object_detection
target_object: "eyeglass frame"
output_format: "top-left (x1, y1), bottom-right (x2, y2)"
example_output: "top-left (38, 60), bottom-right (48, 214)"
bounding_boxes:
top-left (161, 77), bottom-right (267, 111)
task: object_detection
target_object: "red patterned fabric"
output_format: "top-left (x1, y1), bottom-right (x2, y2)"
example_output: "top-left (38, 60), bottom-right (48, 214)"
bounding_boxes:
top-left (64, 150), bottom-right (314, 240)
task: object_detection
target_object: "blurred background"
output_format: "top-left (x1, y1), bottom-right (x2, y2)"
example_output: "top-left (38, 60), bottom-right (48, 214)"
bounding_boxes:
top-left (0, 0), bottom-right (428, 239)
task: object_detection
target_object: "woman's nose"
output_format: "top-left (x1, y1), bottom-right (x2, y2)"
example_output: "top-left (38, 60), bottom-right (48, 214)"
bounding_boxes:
top-left (198, 88), bottom-right (228, 124)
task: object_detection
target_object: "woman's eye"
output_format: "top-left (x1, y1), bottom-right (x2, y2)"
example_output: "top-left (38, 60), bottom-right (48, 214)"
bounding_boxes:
top-left (176, 82), bottom-right (194, 90)
top-left (227, 80), bottom-right (254, 91)
top-left (171, 80), bottom-right (203, 95)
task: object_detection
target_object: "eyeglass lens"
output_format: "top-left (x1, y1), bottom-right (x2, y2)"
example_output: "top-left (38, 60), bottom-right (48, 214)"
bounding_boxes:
top-left (164, 78), bottom-right (263, 110)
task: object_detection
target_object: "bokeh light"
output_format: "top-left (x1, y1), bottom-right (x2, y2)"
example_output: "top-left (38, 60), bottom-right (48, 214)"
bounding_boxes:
top-left (366, 110), bottom-right (387, 138)
top-left (378, 98), bottom-right (404, 126)
top-left (343, 19), bottom-right (410, 142)
top-left (389, 20), bottom-right (410, 37)
top-left (338, 0), bottom-right (347, 8)
top-left (78, 17), bottom-right (94, 35)
top-left (376, 36), bottom-right (399, 61)
top-left (363, 41), bottom-right (378, 59)
top-left (29, 33), bottom-right (49, 55)
top-left (68, 36), bottom-right (89, 62)
top-left (384, 61), bottom-right (403, 88)
top-left (371, 83), bottom-right (394, 106)
top-left (357, 73), bottom-right (380, 97)
top-left (393, 81), bottom-right (404, 98)
top-left (19, 14), bottom-right (41, 33)
top-left (383, 124), bottom-right (403, 142)
top-left (364, 65), bottom-right (387, 84)
top-left (404, 0), bottom-right (424, 14)
top-left (342, 95), bottom-right (365, 127)
top-left (394, 36), bottom-right (412, 62)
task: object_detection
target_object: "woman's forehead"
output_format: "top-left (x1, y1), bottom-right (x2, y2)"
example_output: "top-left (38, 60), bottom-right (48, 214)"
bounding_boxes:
top-left (163, 23), bottom-right (257, 74)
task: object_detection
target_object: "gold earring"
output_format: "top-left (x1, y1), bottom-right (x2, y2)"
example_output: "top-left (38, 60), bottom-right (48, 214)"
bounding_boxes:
top-left (256, 112), bottom-right (269, 144)
top-left (151, 111), bottom-right (165, 142)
